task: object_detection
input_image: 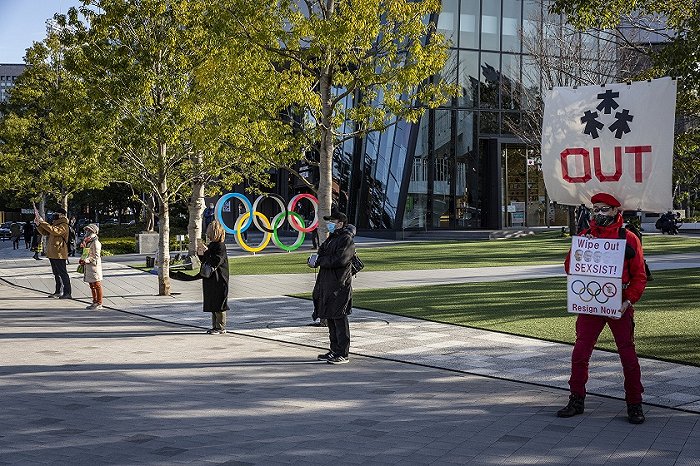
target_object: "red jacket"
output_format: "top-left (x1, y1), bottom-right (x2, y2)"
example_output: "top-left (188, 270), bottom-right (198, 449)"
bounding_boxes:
top-left (565, 214), bottom-right (647, 304)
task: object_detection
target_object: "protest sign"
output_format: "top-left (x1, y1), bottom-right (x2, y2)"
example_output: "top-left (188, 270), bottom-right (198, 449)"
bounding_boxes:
top-left (567, 276), bottom-right (623, 319)
top-left (567, 236), bottom-right (626, 318)
top-left (569, 236), bottom-right (626, 279)
top-left (541, 78), bottom-right (676, 211)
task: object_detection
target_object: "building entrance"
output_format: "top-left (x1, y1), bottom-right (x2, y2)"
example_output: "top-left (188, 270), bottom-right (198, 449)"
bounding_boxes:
top-left (501, 144), bottom-right (549, 227)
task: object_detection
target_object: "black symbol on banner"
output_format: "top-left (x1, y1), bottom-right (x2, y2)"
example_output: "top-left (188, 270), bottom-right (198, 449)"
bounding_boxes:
top-left (581, 88), bottom-right (634, 140)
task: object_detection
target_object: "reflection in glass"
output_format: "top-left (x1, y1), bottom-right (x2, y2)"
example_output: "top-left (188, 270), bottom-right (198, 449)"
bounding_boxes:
top-left (481, 0), bottom-right (501, 51)
top-left (437, 0), bottom-right (459, 46)
top-left (432, 110), bottom-right (452, 228)
top-left (459, 0), bottom-right (480, 49)
top-left (458, 50), bottom-right (479, 108)
top-left (502, 0), bottom-right (522, 52)
top-left (501, 53), bottom-right (521, 110)
top-left (455, 111), bottom-right (481, 227)
top-left (480, 52), bottom-right (500, 108)
top-left (404, 112), bottom-right (429, 229)
top-left (480, 111), bottom-right (499, 134)
top-left (522, 55), bottom-right (540, 110)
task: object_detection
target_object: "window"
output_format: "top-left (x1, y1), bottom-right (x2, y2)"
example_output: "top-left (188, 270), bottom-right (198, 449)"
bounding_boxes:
top-left (459, 0), bottom-right (480, 48)
top-left (502, 0), bottom-right (522, 52)
top-left (481, 1), bottom-right (501, 51)
top-left (437, 0), bottom-right (459, 46)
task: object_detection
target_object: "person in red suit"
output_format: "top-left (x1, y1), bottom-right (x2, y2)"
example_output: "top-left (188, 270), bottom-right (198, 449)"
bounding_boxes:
top-left (558, 192), bottom-right (648, 424)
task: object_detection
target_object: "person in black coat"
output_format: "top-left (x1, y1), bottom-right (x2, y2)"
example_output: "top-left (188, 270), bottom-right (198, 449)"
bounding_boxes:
top-left (23, 221), bottom-right (33, 249)
top-left (198, 220), bottom-right (230, 334)
top-left (309, 209), bottom-right (355, 364)
top-left (172, 220), bottom-right (231, 333)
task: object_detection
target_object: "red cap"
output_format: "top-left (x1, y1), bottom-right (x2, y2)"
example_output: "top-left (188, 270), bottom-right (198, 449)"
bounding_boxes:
top-left (591, 193), bottom-right (621, 207)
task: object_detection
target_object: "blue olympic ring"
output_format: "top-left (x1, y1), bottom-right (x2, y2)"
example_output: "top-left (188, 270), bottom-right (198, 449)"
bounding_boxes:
top-left (215, 193), bottom-right (253, 235)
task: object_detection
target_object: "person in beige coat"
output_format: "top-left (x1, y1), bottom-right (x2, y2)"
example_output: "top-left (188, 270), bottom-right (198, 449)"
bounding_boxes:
top-left (36, 207), bottom-right (71, 299)
top-left (79, 224), bottom-right (103, 310)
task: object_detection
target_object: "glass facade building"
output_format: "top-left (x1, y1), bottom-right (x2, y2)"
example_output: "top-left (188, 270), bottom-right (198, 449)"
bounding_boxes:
top-left (0, 64), bottom-right (25, 104)
top-left (316, 0), bottom-right (570, 233)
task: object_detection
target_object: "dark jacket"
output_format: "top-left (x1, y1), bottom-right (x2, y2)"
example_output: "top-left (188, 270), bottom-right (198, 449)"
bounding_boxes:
top-left (199, 241), bottom-right (229, 312)
top-left (23, 222), bottom-right (33, 240)
top-left (312, 227), bottom-right (356, 319)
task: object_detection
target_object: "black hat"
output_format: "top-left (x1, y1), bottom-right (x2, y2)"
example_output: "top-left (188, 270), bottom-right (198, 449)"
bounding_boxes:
top-left (323, 209), bottom-right (348, 223)
top-left (55, 207), bottom-right (67, 215)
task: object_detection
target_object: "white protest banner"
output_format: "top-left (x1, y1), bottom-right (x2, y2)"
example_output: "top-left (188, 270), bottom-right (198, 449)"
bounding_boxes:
top-left (569, 236), bottom-right (626, 278)
top-left (568, 275), bottom-right (623, 319)
top-left (541, 78), bottom-right (676, 212)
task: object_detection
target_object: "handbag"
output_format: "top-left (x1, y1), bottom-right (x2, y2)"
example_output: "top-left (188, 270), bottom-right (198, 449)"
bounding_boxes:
top-left (350, 254), bottom-right (364, 276)
top-left (200, 261), bottom-right (216, 278)
top-left (77, 247), bottom-right (90, 274)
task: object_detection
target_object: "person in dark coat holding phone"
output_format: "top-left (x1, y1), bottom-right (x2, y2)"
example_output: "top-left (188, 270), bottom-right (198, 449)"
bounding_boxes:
top-left (198, 220), bottom-right (230, 334)
top-left (309, 209), bottom-right (355, 364)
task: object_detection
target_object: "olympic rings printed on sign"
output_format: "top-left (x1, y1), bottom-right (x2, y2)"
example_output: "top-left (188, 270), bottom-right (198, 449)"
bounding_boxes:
top-left (215, 192), bottom-right (319, 253)
top-left (570, 279), bottom-right (617, 304)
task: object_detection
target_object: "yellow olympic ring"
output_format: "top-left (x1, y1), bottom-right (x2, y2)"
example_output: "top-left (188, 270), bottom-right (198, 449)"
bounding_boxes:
top-left (235, 212), bottom-right (272, 253)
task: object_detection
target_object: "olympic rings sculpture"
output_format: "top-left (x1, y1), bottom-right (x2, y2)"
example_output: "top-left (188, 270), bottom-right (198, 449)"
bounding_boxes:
top-left (215, 193), bottom-right (319, 253)
top-left (570, 279), bottom-right (618, 304)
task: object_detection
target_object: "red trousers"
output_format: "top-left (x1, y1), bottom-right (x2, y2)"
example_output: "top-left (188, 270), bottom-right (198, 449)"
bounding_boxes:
top-left (569, 310), bottom-right (643, 404)
top-left (89, 281), bottom-right (103, 305)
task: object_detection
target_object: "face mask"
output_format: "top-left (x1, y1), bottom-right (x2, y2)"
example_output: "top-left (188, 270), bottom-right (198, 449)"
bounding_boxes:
top-left (594, 214), bottom-right (615, 226)
top-left (326, 222), bottom-right (336, 233)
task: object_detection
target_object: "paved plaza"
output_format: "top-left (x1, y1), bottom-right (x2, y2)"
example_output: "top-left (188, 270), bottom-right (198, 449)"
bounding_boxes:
top-left (1, 239), bottom-right (700, 464)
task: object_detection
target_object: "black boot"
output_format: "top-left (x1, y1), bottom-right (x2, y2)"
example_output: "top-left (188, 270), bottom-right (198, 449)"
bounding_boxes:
top-left (627, 403), bottom-right (645, 424)
top-left (557, 394), bottom-right (585, 418)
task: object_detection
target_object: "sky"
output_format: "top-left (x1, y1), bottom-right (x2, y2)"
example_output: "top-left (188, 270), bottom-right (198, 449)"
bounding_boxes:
top-left (0, 0), bottom-right (82, 63)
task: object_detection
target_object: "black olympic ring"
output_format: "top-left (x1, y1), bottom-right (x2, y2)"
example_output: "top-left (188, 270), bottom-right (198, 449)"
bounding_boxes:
top-left (571, 279), bottom-right (616, 304)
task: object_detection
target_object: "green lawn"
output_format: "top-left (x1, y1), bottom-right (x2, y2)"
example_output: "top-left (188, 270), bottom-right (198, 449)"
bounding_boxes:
top-left (224, 231), bottom-right (700, 275)
top-left (347, 268), bottom-right (700, 366)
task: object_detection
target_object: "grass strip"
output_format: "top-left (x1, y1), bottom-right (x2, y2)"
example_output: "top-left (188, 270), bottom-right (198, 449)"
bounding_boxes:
top-left (222, 231), bottom-right (700, 275)
top-left (346, 268), bottom-right (700, 366)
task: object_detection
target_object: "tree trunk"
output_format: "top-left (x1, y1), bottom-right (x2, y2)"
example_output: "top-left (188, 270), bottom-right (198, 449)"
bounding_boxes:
top-left (317, 67), bottom-right (334, 242)
top-left (157, 145), bottom-right (171, 296)
top-left (38, 194), bottom-right (47, 255)
top-left (187, 166), bottom-right (205, 256)
top-left (37, 194), bottom-right (46, 219)
top-left (145, 193), bottom-right (156, 232)
top-left (61, 193), bottom-right (69, 215)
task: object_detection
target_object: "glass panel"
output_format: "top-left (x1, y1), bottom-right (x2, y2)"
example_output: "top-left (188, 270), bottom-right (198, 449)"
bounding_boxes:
top-left (481, 0), bottom-right (501, 51)
top-left (526, 148), bottom-right (547, 226)
top-left (437, 0), bottom-right (459, 46)
top-left (501, 53), bottom-right (521, 110)
top-left (459, 0), bottom-right (480, 49)
top-left (522, 0), bottom-right (539, 41)
top-left (502, 0), bottom-right (522, 52)
top-left (521, 55), bottom-right (539, 110)
top-left (389, 120), bottom-right (410, 179)
top-left (581, 30), bottom-right (599, 59)
top-left (479, 52), bottom-right (500, 108)
top-left (438, 49), bottom-right (459, 107)
top-left (432, 110), bottom-right (453, 228)
top-left (502, 144), bottom-right (527, 227)
top-left (502, 111), bottom-right (521, 136)
top-left (374, 125), bottom-right (395, 186)
top-left (405, 113), bottom-right (429, 229)
top-left (403, 193), bottom-right (428, 229)
top-left (543, 12), bottom-right (561, 57)
top-left (458, 50), bottom-right (479, 107)
top-left (455, 111), bottom-right (480, 227)
top-left (479, 111), bottom-right (499, 134)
